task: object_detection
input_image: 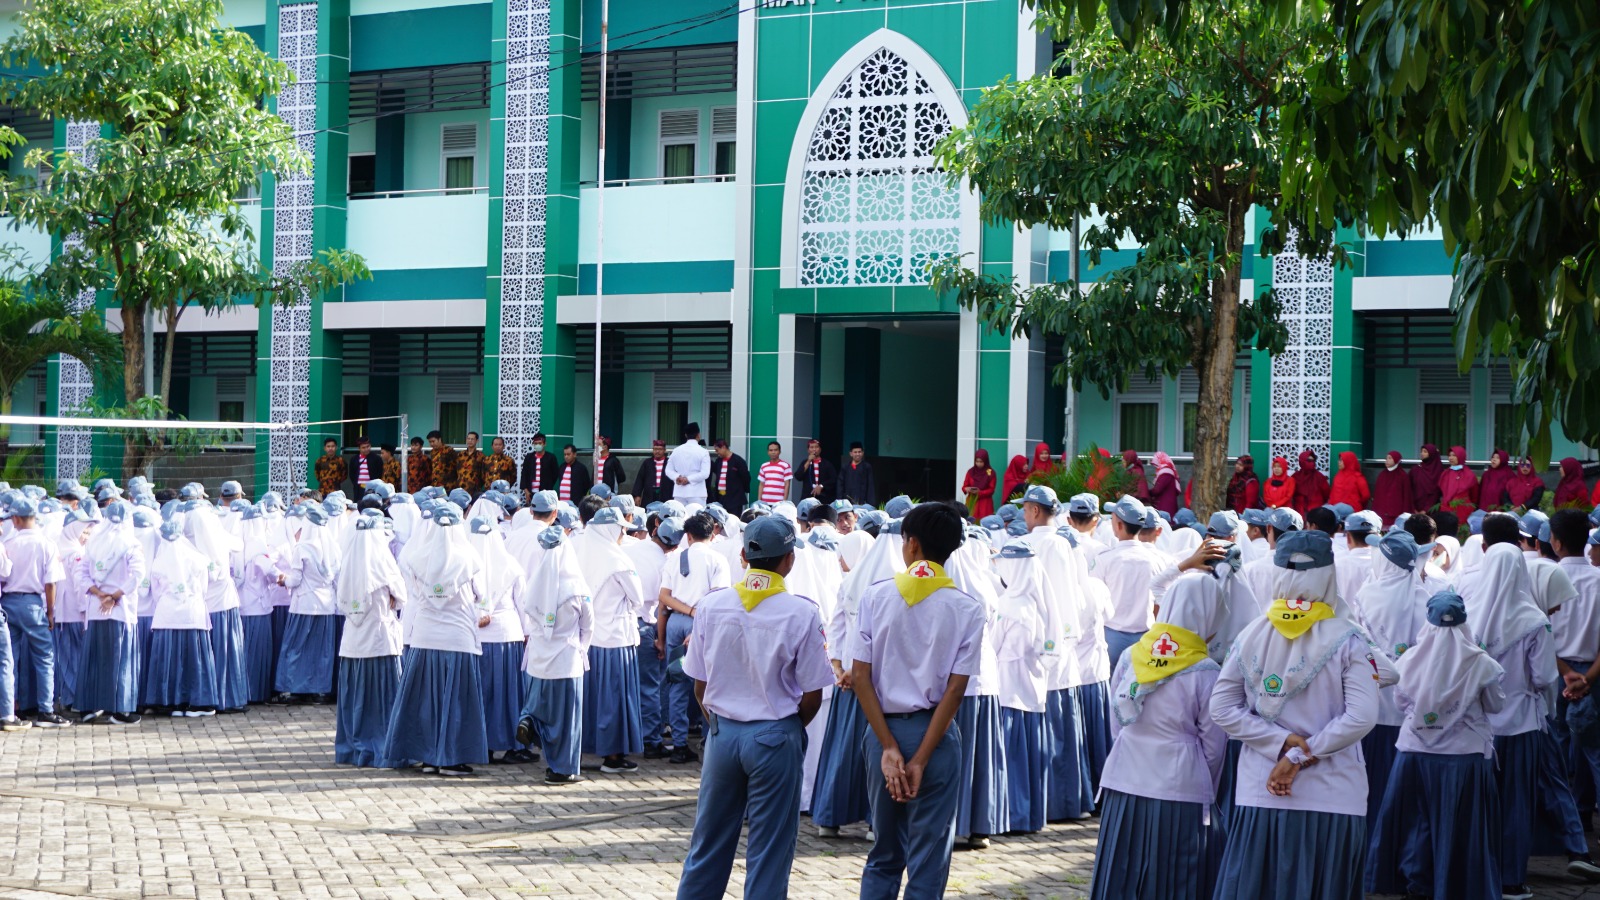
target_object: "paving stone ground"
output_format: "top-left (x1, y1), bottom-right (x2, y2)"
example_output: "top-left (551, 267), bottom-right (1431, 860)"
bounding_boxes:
top-left (0, 705), bottom-right (1595, 899)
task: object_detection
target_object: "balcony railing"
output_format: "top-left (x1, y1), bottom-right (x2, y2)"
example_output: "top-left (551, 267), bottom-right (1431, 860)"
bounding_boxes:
top-left (349, 186), bottom-right (489, 200)
top-left (580, 174), bottom-right (735, 188)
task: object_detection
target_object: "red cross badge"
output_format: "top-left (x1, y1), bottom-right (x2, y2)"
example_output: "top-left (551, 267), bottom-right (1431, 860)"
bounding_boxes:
top-left (910, 562), bottom-right (935, 578)
top-left (1285, 596), bottom-right (1314, 611)
top-left (1151, 632), bottom-right (1179, 658)
top-left (745, 573), bottom-right (771, 591)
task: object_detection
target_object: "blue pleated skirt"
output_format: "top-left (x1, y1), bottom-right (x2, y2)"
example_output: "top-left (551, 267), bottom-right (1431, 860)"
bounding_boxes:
top-left (274, 613), bottom-right (336, 695)
top-left (812, 685), bottom-right (872, 828)
top-left (956, 694), bottom-right (1008, 838)
top-left (383, 647), bottom-right (488, 767)
top-left (1077, 680), bottom-right (1113, 791)
top-left (524, 675), bottom-right (583, 775)
top-left (336, 655), bottom-right (402, 768)
top-left (241, 613), bottom-right (275, 703)
top-left (1365, 751), bottom-right (1501, 899)
top-left (581, 645), bottom-right (642, 757)
top-left (1091, 789), bottom-right (1223, 900)
top-left (136, 614), bottom-right (154, 682)
top-left (1002, 706), bottom-right (1049, 834)
top-left (76, 619), bottom-right (138, 714)
top-left (1493, 730), bottom-right (1585, 884)
top-left (1213, 806), bottom-right (1367, 900)
top-left (208, 609), bottom-right (249, 711)
top-left (1360, 723), bottom-right (1400, 824)
top-left (142, 629), bottom-right (219, 709)
top-left (53, 621), bottom-right (85, 711)
top-left (1214, 739), bottom-right (1243, 831)
top-left (1046, 687), bottom-right (1094, 820)
top-left (478, 640), bottom-right (526, 752)
top-left (268, 606), bottom-right (289, 687)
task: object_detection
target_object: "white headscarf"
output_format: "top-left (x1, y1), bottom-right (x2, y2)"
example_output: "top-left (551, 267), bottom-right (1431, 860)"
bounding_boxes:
top-left (525, 536), bottom-right (591, 639)
top-left (1458, 542), bottom-right (1548, 661)
top-left (296, 516), bottom-right (342, 583)
top-left (411, 517), bottom-right (481, 606)
top-left (82, 510), bottom-right (138, 585)
top-left (839, 526), bottom-right (904, 619)
top-left (390, 502), bottom-right (421, 545)
top-left (569, 522), bottom-right (633, 588)
top-left (1351, 543), bottom-right (1430, 663)
top-left (1113, 572), bottom-right (1221, 724)
top-left (469, 525), bottom-right (525, 612)
top-left (1395, 592), bottom-right (1504, 750)
top-left (338, 523), bottom-right (405, 615)
top-left (1232, 555), bottom-right (1363, 723)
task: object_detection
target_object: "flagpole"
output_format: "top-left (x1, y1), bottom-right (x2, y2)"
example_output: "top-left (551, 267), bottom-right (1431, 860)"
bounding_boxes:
top-left (592, 0), bottom-right (609, 477)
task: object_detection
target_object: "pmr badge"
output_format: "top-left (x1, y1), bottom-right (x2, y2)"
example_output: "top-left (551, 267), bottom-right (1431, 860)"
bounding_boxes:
top-left (744, 572), bottom-right (772, 591)
top-left (908, 561), bottom-right (935, 578)
top-left (1285, 596), bottom-right (1314, 612)
top-left (1263, 674), bottom-right (1284, 694)
top-left (1152, 633), bottom-right (1180, 659)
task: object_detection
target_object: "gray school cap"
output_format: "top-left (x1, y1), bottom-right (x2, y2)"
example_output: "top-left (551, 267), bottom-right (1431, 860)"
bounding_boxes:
top-left (303, 505), bottom-right (329, 526)
top-left (1329, 502), bottom-right (1354, 523)
top-left (1206, 511), bottom-right (1238, 539)
top-left (980, 514), bottom-right (1004, 530)
top-left (588, 506), bottom-right (624, 527)
top-left (1268, 507), bottom-right (1303, 533)
top-left (1005, 519), bottom-right (1028, 537)
top-left (998, 539), bottom-right (1035, 559)
top-left (588, 483), bottom-right (614, 501)
top-left (469, 516), bottom-right (497, 536)
top-left (159, 517), bottom-right (185, 541)
top-left (743, 515), bottom-right (797, 559)
top-left (355, 516), bottom-right (382, 532)
top-left (1274, 529), bottom-right (1334, 571)
top-left (131, 508), bottom-right (158, 528)
top-left (1369, 529), bottom-right (1424, 571)
top-left (885, 495), bottom-right (915, 519)
top-left (1054, 524), bottom-right (1079, 547)
top-left (1518, 510), bottom-right (1548, 540)
top-left (529, 490), bottom-right (560, 514)
top-left (796, 497), bottom-right (821, 519)
top-left (1021, 484), bottom-right (1060, 512)
top-left (220, 480), bottom-right (242, 498)
top-left (1103, 495), bottom-right (1148, 527)
top-left (7, 496), bottom-right (38, 518)
top-left (997, 504), bottom-right (1020, 523)
top-left (538, 527), bottom-right (565, 549)
top-left (1344, 510), bottom-right (1382, 536)
top-left (1067, 493), bottom-right (1100, 516)
top-left (1175, 508), bottom-right (1199, 528)
top-left (656, 517), bottom-right (686, 547)
top-left (1141, 510), bottom-right (1162, 531)
top-left (1241, 508), bottom-right (1271, 528)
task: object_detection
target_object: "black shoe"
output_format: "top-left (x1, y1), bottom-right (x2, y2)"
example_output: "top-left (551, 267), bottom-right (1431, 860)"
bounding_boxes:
top-left (108, 713), bottom-right (141, 726)
top-left (1501, 885), bottom-right (1533, 900)
top-left (515, 716), bottom-right (535, 747)
top-left (219, 706), bottom-right (248, 715)
top-left (311, 693), bottom-right (334, 706)
top-left (688, 725), bottom-right (703, 739)
top-left (600, 757), bottom-right (639, 774)
top-left (509, 748), bottom-right (540, 763)
top-left (489, 751), bottom-right (513, 764)
top-left (437, 764), bottom-right (473, 777)
top-left (544, 769), bottom-right (582, 785)
top-left (266, 693), bottom-right (291, 706)
top-left (34, 713), bottom-right (71, 729)
top-left (1568, 855), bottom-right (1600, 882)
top-left (643, 743), bottom-right (671, 760)
top-left (419, 765), bottom-right (439, 775)
top-left (0, 717), bottom-right (31, 732)
top-left (669, 747), bottom-right (699, 764)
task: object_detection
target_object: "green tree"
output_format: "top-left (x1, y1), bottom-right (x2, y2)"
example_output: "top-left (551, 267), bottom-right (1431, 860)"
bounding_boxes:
top-left (0, 0), bottom-right (367, 478)
top-left (0, 257), bottom-right (121, 462)
top-left (932, 5), bottom-right (1335, 515)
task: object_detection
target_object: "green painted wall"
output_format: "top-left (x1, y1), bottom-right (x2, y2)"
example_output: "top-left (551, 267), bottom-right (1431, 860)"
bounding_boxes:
top-left (402, 109), bottom-right (491, 191)
top-left (581, 0), bottom-right (736, 49)
top-left (350, 4), bottom-right (492, 71)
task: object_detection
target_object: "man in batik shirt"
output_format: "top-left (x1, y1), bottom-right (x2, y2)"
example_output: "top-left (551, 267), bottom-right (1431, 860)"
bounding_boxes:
top-left (314, 438), bottom-right (346, 497)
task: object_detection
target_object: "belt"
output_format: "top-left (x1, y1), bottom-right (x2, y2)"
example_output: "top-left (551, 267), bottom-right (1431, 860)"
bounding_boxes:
top-left (885, 709), bottom-right (933, 719)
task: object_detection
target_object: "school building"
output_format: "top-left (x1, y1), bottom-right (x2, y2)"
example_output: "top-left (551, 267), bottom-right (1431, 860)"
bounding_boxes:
top-left (3, 0), bottom-right (1592, 496)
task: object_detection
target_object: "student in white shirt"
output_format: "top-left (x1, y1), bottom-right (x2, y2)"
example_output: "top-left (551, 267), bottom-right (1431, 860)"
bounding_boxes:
top-left (187, 506), bottom-right (249, 714)
top-left (945, 527), bottom-right (1006, 849)
top-left (659, 511), bottom-right (732, 765)
top-left (51, 507), bottom-right (94, 715)
top-left (1460, 517), bottom-right (1599, 895)
top-left (1365, 589), bottom-right (1504, 900)
top-left (573, 506), bottom-right (647, 774)
top-left (1549, 509), bottom-right (1600, 832)
top-left (663, 423), bottom-right (711, 505)
top-left (384, 503), bottom-right (490, 776)
top-left (0, 497), bottom-right (65, 727)
top-left (335, 516), bottom-right (406, 768)
top-left (468, 516), bottom-right (530, 763)
top-left (1091, 572), bottom-right (1226, 900)
top-left (276, 505), bottom-right (342, 703)
top-left (143, 516), bottom-right (219, 716)
top-left (1210, 530), bottom-right (1380, 900)
top-left (1237, 506), bottom-right (1301, 620)
top-left (236, 506), bottom-right (286, 704)
top-left (1336, 510), bottom-right (1381, 604)
top-left (517, 527), bottom-right (594, 784)
top-left (674, 516), bottom-right (833, 899)
top-left (992, 539), bottom-right (1051, 834)
top-left (75, 501), bottom-right (148, 726)
top-left (625, 513), bottom-right (678, 759)
top-left (1095, 495), bottom-right (1166, 668)
top-left (852, 502), bottom-right (986, 899)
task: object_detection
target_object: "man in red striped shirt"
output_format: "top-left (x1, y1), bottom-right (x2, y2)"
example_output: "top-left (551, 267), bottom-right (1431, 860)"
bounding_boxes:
top-left (757, 441), bottom-right (792, 505)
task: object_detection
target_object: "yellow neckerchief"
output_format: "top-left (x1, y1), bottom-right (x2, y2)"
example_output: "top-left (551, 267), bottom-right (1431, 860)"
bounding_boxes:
top-left (1267, 595), bottom-right (1336, 639)
top-left (1130, 622), bottom-right (1211, 685)
top-left (895, 560), bottom-right (955, 607)
top-left (734, 569), bottom-right (787, 612)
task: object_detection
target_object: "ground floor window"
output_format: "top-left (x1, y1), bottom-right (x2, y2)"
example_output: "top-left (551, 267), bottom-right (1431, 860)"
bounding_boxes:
top-left (343, 394), bottom-right (369, 449)
top-left (1493, 403), bottom-right (1521, 454)
top-left (438, 401), bottom-right (467, 445)
top-left (1119, 402), bottom-right (1159, 454)
top-left (1422, 402), bottom-right (1467, 453)
top-left (656, 401), bottom-right (687, 445)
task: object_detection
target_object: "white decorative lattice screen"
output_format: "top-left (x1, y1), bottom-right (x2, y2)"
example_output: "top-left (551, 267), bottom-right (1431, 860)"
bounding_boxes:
top-left (1269, 231), bottom-right (1335, 473)
top-left (798, 48), bottom-right (959, 287)
top-left (54, 121), bottom-right (101, 481)
top-left (494, 0), bottom-right (552, 460)
top-left (266, 1), bottom-right (319, 495)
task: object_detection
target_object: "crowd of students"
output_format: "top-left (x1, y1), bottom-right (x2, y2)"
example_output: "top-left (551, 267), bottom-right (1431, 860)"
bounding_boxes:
top-left (5, 442), bottom-right (1600, 898)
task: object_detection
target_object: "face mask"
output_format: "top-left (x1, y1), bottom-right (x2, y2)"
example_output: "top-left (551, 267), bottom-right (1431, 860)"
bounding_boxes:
top-left (1450, 464), bottom-right (1463, 471)
top-left (532, 444), bottom-right (545, 453)
top-left (1386, 462), bottom-right (1398, 471)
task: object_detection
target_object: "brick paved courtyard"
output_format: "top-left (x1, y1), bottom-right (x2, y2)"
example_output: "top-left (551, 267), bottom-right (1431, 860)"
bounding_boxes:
top-left (0, 705), bottom-right (1596, 899)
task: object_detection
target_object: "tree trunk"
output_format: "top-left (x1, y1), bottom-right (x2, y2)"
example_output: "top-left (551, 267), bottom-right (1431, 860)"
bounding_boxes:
top-left (121, 304), bottom-right (147, 480)
top-left (160, 305), bottom-right (179, 405)
top-left (0, 389), bottom-right (12, 466)
top-left (1189, 202), bottom-right (1248, 518)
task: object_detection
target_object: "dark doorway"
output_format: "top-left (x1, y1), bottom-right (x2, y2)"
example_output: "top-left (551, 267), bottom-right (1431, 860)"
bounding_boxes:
top-left (818, 394), bottom-right (844, 468)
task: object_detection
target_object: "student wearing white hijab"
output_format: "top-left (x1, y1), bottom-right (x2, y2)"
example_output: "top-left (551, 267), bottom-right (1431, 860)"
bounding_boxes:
top-left (516, 527), bottom-right (593, 784)
top-left (334, 516), bottom-right (406, 768)
top-left (944, 528), bottom-right (1007, 850)
top-left (52, 508), bottom-right (95, 713)
top-left (236, 506), bottom-right (286, 704)
top-left (624, 512), bottom-right (676, 758)
top-left (142, 516), bottom-right (219, 716)
top-left (276, 505), bottom-right (342, 703)
top-left (1460, 519), bottom-right (1599, 893)
top-left (256, 492), bottom-right (294, 670)
top-left (1365, 589), bottom-right (1504, 900)
top-left (1210, 530), bottom-right (1380, 900)
top-left (992, 539), bottom-right (1050, 833)
top-left (1090, 572), bottom-right (1226, 900)
top-left (813, 514), bottom-right (904, 838)
top-left (75, 501), bottom-right (147, 725)
top-left (1345, 529), bottom-right (1430, 827)
top-left (572, 506), bottom-right (647, 774)
top-left (187, 507), bottom-right (249, 713)
top-left (385, 502), bottom-right (490, 775)
top-left (468, 516), bottom-right (531, 763)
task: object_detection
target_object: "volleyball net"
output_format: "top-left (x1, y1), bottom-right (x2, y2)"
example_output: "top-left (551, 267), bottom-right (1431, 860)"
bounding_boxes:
top-left (0, 413), bottom-right (413, 500)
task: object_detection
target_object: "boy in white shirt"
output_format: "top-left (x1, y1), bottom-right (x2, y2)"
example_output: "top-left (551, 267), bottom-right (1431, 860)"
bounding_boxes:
top-left (659, 511), bottom-right (732, 764)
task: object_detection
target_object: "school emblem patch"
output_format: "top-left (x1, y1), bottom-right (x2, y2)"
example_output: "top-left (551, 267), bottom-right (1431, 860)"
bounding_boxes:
top-left (431, 583), bottom-right (445, 595)
top-left (1422, 712), bottom-right (1439, 726)
top-left (544, 612), bottom-right (556, 626)
top-left (745, 572), bottom-right (772, 591)
top-left (1043, 639), bottom-right (1056, 651)
top-left (1285, 596), bottom-right (1314, 612)
top-left (1263, 674), bottom-right (1284, 694)
top-left (1394, 643), bottom-right (1409, 656)
top-left (1151, 633), bottom-right (1180, 659)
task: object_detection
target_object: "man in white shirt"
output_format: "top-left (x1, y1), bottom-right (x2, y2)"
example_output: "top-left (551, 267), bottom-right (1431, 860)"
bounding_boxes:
top-left (1, 497), bottom-right (66, 727)
top-left (1336, 509), bottom-right (1381, 604)
top-left (1094, 495), bottom-right (1167, 668)
top-left (1063, 493), bottom-right (1108, 574)
top-left (664, 423), bottom-right (711, 505)
top-left (1520, 510), bottom-right (1576, 614)
top-left (659, 512), bottom-right (732, 764)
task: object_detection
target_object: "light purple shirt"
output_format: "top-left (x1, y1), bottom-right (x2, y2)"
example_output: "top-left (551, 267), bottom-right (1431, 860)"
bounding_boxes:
top-left (681, 586), bottom-right (833, 722)
top-left (1552, 557), bottom-right (1600, 662)
top-left (850, 580), bottom-right (985, 714)
top-left (1, 529), bottom-right (63, 596)
top-left (1103, 655), bottom-right (1227, 806)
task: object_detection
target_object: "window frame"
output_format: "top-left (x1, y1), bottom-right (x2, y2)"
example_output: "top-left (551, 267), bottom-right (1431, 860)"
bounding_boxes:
top-left (347, 152), bottom-right (377, 198)
top-left (439, 122), bottom-right (480, 194)
top-left (1117, 401), bottom-right (1161, 455)
top-left (658, 108), bottom-right (701, 184)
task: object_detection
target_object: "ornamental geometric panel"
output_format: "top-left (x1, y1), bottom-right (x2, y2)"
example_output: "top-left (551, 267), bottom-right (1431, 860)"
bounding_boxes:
top-left (495, 0), bottom-right (552, 459)
top-left (798, 49), bottom-right (960, 286)
top-left (54, 120), bottom-right (101, 481)
top-left (1269, 229), bottom-right (1335, 473)
top-left (266, 2), bottom-right (319, 496)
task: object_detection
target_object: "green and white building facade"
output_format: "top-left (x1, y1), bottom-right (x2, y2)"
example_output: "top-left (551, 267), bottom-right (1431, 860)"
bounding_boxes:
top-left (4, 0), bottom-right (1592, 496)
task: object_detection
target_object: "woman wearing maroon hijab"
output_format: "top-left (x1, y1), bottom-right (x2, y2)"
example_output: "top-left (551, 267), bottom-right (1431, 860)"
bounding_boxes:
top-left (1371, 451), bottom-right (1414, 526)
top-left (1477, 449), bottom-right (1513, 510)
top-left (1001, 454), bottom-right (1030, 504)
top-left (962, 449), bottom-right (998, 519)
top-left (1410, 443), bottom-right (1444, 512)
top-left (1121, 450), bottom-right (1150, 500)
top-left (1437, 445), bottom-right (1479, 518)
top-left (1505, 457), bottom-right (1545, 509)
top-left (1225, 455), bottom-right (1259, 514)
top-left (1148, 451), bottom-right (1181, 516)
top-left (1291, 449), bottom-right (1330, 514)
top-left (1554, 457), bottom-right (1590, 507)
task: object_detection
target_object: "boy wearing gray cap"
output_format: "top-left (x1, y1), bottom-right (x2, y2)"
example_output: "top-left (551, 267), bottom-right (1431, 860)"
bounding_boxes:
top-left (675, 515), bottom-right (833, 899)
top-left (1, 497), bottom-right (66, 727)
